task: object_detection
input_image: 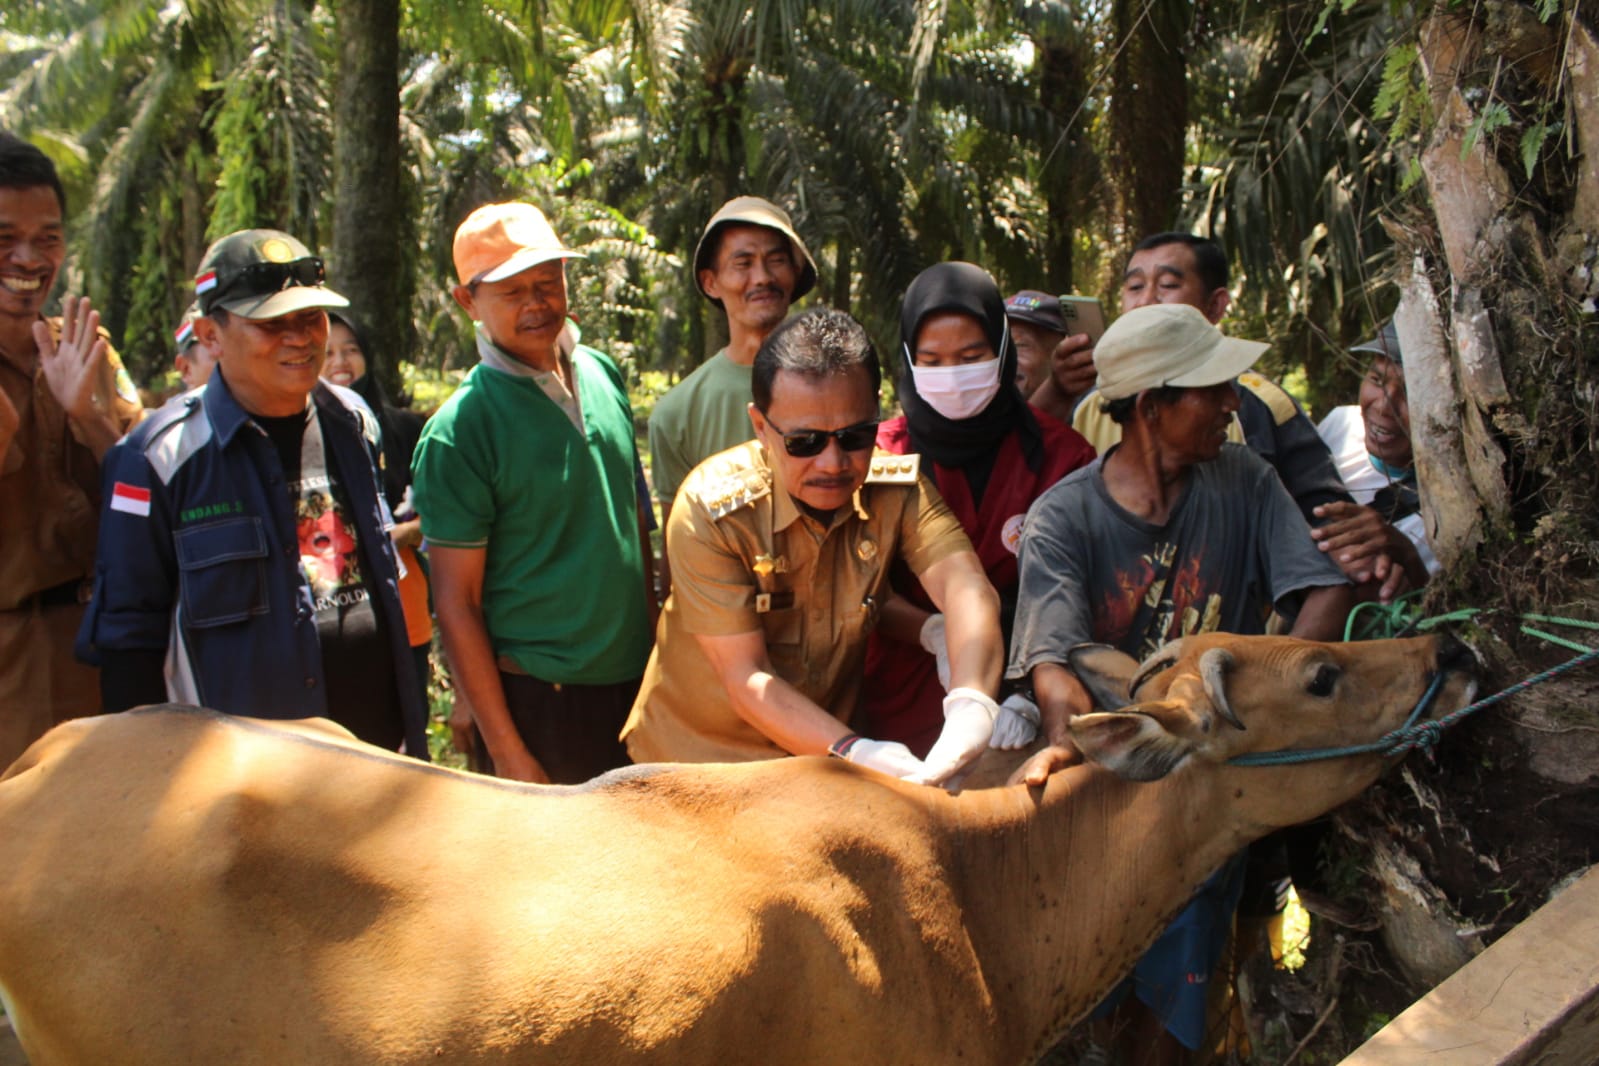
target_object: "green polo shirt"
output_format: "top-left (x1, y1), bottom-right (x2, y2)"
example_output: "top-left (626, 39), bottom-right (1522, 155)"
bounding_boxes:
top-left (413, 344), bottom-right (650, 685)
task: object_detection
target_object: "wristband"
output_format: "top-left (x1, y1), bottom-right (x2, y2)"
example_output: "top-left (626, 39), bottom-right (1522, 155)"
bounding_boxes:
top-left (828, 732), bottom-right (863, 759)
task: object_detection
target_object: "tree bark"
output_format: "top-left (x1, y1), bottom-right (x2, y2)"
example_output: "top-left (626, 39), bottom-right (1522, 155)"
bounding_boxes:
top-left (832, 240), bottom-right (852, 313)
top-left (331, 0), bottom-right (408, 398)
top-left (1561, 18), bottom-right (1599, 303)
top-left (1036, 28), bottom-right (1096, 291)
top-left (1395, 11), bottom-right (1521, 570)
top-left (1310, 9), bottom-right (1599, 1056)
top-left (1106, 0), bottom-right (1188, 246)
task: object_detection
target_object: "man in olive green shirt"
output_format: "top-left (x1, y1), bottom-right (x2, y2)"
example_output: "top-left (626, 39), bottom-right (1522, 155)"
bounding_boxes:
top-left (647, 197), bottom-right (817, 597)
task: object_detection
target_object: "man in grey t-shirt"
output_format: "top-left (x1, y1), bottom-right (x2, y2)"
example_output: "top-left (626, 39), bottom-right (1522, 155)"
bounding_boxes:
top-left (1009, 303), bottom-right (1350, 777)
top-left (1006, 302), bottom-right (1350, 1064)
top-left (1011, 442), bottom-right (1343, 669)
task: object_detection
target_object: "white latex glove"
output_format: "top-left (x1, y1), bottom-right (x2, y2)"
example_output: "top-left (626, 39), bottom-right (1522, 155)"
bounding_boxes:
top-left (918, 613), bottom-right (952, 691)
top-left (990, 692), bottom-right (1041, 749)
top-left (843, 737), bottom-right (928, 779)
top-left (910, 687), bottom-right (1000, 787)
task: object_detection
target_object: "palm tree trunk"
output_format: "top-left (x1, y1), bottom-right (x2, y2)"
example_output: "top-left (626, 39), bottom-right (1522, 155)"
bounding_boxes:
top-left (832, 241), bottom-right (852, 314)
top-left (331, 0), bottom-right (409, 397)
top-left (1107, 0), bottom-right (1189, 245)
top-left (1038, 30), bottom-right (1094, 290)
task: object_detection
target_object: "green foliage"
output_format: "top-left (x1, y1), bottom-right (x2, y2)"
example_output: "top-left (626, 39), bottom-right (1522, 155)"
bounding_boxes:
top-left (398, 362), bottom-right (469, 415)
top-left (1372, 42), bottom-right (1426, 140)
top-left (1309, 0), bottom-right (1361, 41)
top-left (1400, 156), bottom-right (1425, 192)
top-left (0, 0), bottom-right (1109, 386)
top-left (1518, 119), bottom-right (1558, 178)
top-left (1360, 1012), bottom-right (1394, 1043)
top-left (1462, 100), bottom-right (1514, 160)
top-left (12, 0), bottom-right (1577, 413)
top-left (1188, 2), bottom-right (1407, 413)
top-left (424, 633), bottom-right (468, 769)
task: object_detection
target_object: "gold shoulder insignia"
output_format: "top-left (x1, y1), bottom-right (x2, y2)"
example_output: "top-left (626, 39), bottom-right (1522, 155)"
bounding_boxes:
top-left (701, 469), bottom-right (771, 520)
top-left (1236, 372), bottom-right (1300, 427)
top-left (866, 452), bottom-right (920, 484)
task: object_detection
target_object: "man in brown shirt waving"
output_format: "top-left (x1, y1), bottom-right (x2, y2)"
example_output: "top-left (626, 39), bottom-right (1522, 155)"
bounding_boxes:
top-left (0, 131), bottom-right (142, 772)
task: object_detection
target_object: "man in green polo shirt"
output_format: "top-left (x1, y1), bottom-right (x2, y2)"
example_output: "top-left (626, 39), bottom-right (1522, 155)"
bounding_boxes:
top-left (413, 201), bottom-right (654, 784)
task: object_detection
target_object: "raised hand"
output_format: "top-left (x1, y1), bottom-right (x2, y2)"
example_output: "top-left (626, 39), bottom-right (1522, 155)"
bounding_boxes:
top-left (34, 294), bottom-right (109, 422)
top-left (1048, 332), bottom-right (1098, 403)
top-left (33, 294), bottom-right (123, 459)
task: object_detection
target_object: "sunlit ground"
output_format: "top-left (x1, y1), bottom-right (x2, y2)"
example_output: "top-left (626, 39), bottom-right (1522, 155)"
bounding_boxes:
top-left (1274, 886), bottom-right (1312, 972)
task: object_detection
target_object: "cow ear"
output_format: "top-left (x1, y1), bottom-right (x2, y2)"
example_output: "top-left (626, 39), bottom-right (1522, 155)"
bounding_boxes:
top-left (1067, 644), bottom-right (1140, 712)
top-left (1071, 708), bottom-right (1192, 782)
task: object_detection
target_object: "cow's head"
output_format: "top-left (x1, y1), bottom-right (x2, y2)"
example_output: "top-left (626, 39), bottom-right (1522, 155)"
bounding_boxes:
top-left (1067, 633), bottom-right (1479, 828)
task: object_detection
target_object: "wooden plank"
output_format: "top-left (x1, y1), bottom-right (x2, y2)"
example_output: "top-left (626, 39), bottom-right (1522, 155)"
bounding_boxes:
top-left (1342, 865), bottom-right (1599, 1065)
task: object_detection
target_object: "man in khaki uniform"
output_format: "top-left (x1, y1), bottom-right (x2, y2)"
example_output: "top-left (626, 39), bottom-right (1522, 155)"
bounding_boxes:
top-left (0, 131), bottom-right (143, 771)
top-left (622, 309), bottom-right (1005, 787)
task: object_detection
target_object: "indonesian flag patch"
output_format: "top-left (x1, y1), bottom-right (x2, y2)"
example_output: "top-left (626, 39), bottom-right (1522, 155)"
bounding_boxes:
top-left (110, 481), bottom-right (151, 517)
top-left (194, 270), bottom-right (218, 296)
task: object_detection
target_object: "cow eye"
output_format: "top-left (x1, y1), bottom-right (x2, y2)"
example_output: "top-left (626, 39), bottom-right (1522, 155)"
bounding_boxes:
top-left (1306, 663), bottom-right (1340, 698)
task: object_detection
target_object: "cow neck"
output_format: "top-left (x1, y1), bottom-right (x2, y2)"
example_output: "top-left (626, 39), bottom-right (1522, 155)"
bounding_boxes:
top-left (936, 760), bottom-right (1252, 1063)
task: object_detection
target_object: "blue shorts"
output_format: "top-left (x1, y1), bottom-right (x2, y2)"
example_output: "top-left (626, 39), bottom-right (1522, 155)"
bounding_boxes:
top-left (1092, 851), bottom-right (1249, 1051)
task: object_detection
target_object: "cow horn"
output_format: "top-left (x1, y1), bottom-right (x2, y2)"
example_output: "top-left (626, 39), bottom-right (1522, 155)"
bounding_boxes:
top-left (1129, 640), bottom-right (1185, 697)
top-left (1198, 648), bottom-right (1243, 730)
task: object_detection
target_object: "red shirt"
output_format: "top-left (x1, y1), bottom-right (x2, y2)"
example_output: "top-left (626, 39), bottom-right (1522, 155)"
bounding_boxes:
top-left (862, 408), bottom-right (1096, 755)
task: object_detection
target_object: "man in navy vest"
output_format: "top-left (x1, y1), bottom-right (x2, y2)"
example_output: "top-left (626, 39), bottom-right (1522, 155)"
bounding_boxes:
top-left (78, 228), bottom-right (427, 757)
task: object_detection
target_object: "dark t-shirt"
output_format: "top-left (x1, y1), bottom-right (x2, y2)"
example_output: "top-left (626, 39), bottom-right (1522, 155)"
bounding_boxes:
top-left (258, 409), bottom-right (403, 749)
top-left (1007, 443), bottom-right (1348, 675)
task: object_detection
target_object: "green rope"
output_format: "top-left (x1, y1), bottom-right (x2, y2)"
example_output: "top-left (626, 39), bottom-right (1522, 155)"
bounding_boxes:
top-left (1342, 592), bottom-right (1426, 642)
top-left (1342, 600), bottom-right (1599, 645)
top-left (1518, 626), bottom-right (1596, 654)
top-left (1521, 613), bottom-right (1599, 631)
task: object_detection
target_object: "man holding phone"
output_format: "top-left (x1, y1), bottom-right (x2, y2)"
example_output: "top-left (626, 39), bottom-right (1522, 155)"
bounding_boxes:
top-left (1004, 290), bottom-right (1102, 424)
top-left (1060, 233), bottom-right (1352, 533)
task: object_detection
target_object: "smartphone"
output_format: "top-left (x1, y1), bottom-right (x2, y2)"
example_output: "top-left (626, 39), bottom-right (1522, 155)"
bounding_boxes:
top-left (1058, 295), bottom-right (1107, 344)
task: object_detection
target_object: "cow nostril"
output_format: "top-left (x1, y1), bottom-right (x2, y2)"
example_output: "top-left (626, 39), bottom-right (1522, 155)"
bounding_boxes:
top-left (1434, 632), bottom-right (1480, 676)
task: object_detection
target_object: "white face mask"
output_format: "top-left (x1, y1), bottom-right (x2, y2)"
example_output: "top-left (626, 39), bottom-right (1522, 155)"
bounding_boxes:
top-left (911, 357), bottom-right (1003, 421)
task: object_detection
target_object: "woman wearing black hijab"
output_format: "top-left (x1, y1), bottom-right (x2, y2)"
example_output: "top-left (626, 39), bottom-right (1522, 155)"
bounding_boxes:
top-left (863, 262), bottom-right (1096, 757)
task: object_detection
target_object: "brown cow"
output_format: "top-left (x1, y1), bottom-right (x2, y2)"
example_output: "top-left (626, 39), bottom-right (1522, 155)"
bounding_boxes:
top-left (0, 633), bottom-right (1475, 1066)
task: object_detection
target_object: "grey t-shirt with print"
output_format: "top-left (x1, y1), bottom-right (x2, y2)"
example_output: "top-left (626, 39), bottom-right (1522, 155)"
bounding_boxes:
top-left (1007, 443), bottom-right (1348, 676)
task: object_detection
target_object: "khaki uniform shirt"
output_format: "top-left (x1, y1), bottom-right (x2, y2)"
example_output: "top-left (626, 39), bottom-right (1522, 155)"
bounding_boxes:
top-left (622, 440), bottom-right (972, 764)
top-left (0, 318), bottom-right (143, 609)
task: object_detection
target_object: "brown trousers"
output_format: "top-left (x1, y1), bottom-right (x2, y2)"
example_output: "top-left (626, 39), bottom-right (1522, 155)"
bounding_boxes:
top-left (0, 602), bottom-right (101, 775)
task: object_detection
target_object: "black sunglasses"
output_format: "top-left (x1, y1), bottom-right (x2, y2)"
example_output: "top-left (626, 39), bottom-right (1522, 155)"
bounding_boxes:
top-left (763, 416), bottom-right (880, 458)
top-left (214, 257), bottom-right (326, 303)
